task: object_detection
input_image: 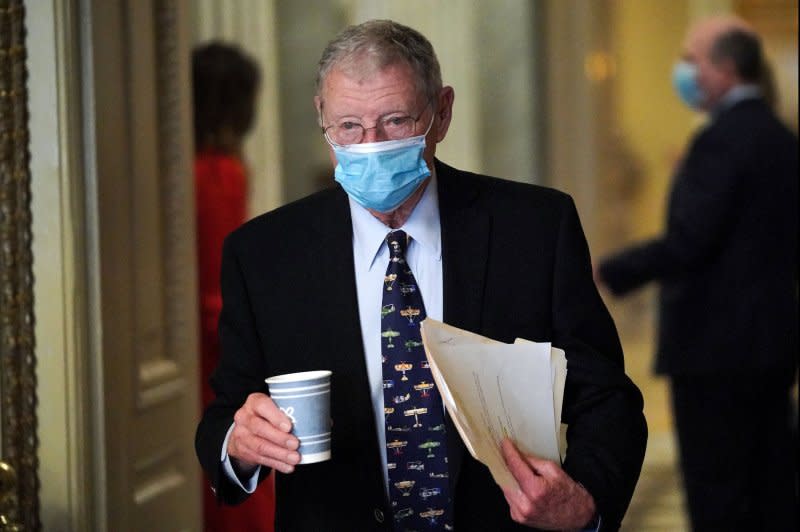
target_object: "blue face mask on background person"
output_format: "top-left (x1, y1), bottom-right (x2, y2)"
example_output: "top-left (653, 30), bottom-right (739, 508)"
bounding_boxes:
top-left (672, 60), bottom-right (706, 109)
top-left (331, 119), bottom-right (433, 213)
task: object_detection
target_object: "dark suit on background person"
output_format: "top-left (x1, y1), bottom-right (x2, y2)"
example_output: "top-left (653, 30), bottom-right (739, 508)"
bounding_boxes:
top-left (598, 16), bottom-right (798, 531)
top-left (197, 161), bottom-right (647, 530)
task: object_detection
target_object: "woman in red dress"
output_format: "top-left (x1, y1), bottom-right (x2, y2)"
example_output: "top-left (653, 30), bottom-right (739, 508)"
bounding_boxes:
top-left (193, 41), bottom-right (274, 532)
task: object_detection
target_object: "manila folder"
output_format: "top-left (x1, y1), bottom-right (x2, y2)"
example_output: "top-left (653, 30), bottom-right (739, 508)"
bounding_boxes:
top-left (419, 318), bottom-right (566, 488)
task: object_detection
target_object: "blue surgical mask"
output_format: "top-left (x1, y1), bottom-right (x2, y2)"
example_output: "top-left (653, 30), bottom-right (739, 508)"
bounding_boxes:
top-left (332, 133), bottom-right (431, 213)
top-left (672, 61), bottom-right (706, 109)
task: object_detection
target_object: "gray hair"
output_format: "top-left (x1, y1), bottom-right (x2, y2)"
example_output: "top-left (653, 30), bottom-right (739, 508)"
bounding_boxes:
top-left (315, 19), bottom-right (442, 103)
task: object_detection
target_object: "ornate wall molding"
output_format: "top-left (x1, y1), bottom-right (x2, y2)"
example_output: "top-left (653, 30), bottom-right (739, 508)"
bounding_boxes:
top-left (154, 0), bottom-right (197, 400)
top-left (90, 0), bottom-right (200, 526)
top-left (0, 0), bottom-right (40, 530)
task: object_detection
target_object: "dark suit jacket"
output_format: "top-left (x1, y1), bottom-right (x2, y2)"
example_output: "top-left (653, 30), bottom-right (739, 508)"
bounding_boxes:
top-left (196, 160), bottom-right (647, 531)
top-left (599, 98), bottom-right (798, 377)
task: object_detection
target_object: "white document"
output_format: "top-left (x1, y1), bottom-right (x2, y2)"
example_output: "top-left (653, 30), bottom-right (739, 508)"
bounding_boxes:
top-left (420, 318), bottom-right (567, 488)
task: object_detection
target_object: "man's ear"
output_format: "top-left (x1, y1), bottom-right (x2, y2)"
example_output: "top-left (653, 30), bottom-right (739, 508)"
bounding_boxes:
top-left (719, 57), bottom-right (741, 83)
top-left (434, 86), bottom-right (455, 143)
top-left (314, 95), bottom-right (323, 126)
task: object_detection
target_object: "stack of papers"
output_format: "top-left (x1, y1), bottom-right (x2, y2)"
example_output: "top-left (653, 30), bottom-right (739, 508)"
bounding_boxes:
top-left (419, 319), bottom-right (567, 488)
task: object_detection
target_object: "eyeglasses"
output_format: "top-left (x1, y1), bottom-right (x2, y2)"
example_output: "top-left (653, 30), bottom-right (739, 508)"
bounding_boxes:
top-left (322, 101), bottom-right (432, 145)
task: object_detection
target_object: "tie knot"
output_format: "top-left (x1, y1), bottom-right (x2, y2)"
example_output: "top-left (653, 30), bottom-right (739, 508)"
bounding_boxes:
top-left (386, 230), bottom-right (409, 260)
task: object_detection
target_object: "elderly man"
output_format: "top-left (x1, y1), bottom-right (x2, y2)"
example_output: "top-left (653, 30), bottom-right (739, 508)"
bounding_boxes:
top-left (597, 15), bottom-right (798, 531)
top-left (197, 19), bottom-right (647, 531)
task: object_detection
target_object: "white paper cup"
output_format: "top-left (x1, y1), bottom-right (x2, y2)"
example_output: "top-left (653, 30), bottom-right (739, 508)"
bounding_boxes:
top-left (266, 370), bottom-right (332, 464)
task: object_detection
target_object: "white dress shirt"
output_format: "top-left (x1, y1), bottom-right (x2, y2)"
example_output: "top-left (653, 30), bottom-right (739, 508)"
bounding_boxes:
top-left (351, 175), bottom-right (443, 490)
top-left (220, 175), bottom-right (443, 493)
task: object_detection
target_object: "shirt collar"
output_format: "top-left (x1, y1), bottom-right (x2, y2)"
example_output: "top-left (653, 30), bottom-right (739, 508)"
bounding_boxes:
top-left (713, 83), bottom-right (761, 117)
top-left (350, 171), bottom-right (442, 272)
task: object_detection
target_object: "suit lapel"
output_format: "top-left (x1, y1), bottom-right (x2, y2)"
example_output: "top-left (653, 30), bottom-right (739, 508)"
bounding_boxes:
top-left (437, 160), bottom-right (490, 333)
top-left (309, 188), bottom-right (387, 496)
top-left (436, 160), bottom-right (491, 495)
top-left (311, 188), bottom-right (363, 357)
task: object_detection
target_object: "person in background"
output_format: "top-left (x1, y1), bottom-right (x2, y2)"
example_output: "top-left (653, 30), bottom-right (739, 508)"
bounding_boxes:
top-left (192, 41), bottom-right (274, 532)
top-left (596, 15), bottom-right (798, 531)
top-left (196, 19), bottom-right (647, 531)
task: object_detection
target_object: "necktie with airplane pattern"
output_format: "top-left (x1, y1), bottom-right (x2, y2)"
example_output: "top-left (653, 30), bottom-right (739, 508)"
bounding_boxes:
top-left (381, 230), bottom-right (453, 531)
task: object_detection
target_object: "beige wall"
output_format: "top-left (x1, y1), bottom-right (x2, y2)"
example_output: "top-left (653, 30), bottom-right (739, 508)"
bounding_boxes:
top-left (736, 0), bottom-right (799, 130)
top-left (610, 1), bottom-right (697, 242)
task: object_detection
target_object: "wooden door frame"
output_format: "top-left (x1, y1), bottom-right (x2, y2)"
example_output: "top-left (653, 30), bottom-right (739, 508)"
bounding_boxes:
top-left (26, 0), bottom-right (202, 530)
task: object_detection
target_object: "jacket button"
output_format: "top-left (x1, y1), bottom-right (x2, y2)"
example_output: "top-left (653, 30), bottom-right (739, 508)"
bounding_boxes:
top-left (374, 508), bottom-right (385, 523)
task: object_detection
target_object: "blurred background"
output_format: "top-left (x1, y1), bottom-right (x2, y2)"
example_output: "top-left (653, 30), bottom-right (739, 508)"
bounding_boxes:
top-left (14, 0), bottom-right (797, 530)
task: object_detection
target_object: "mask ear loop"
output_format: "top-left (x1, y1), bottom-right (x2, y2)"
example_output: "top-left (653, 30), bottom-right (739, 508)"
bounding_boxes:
top-left (420, 101), bottom-right (437, 138)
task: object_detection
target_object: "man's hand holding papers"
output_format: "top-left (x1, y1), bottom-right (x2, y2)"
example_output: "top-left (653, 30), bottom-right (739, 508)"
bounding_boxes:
top-left (419, 319), bottom-right (599, 529)
top-left (500, 439), bottom-right (597, 530)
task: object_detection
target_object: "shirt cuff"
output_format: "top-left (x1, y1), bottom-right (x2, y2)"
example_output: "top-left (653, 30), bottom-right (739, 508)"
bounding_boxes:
top-left (220, 422), bottom-right (260, 493)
